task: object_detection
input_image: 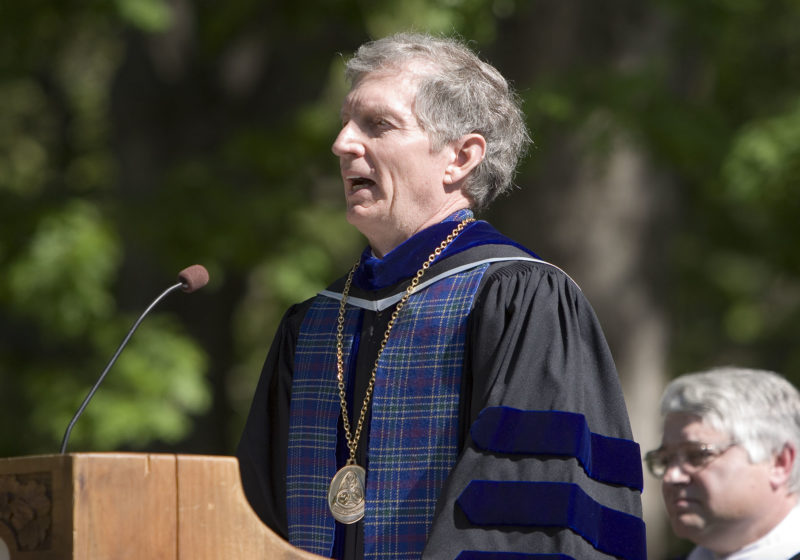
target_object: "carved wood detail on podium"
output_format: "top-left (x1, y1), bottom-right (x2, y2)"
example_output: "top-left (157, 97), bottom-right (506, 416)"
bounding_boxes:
top-left (0, 472), bottom-right (52, 552)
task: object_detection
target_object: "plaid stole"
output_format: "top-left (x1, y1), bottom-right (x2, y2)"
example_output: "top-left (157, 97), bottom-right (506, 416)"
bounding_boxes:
top-left (287, 263), bottom-right (489, 558)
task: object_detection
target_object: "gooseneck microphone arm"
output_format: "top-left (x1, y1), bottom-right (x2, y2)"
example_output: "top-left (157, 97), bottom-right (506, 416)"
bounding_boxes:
top-left (59, 265), bottom-right (209, 454)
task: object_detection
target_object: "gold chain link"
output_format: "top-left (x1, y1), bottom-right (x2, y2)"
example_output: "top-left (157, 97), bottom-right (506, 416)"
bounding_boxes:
top-left (335, 218), bottom-right (475, 465)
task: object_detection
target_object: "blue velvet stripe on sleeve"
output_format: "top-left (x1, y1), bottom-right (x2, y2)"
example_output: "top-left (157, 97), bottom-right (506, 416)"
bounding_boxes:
top-left (455, 552), bottom-right (574, 560)
top-left (470, 407), bottom-right (643, 491)
top-left (457, 481), bottom-right (646, 560)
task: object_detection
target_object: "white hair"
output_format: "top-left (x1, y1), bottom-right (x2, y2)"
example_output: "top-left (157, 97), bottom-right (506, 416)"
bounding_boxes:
top-left (344, 32), bottom-right (531, 212)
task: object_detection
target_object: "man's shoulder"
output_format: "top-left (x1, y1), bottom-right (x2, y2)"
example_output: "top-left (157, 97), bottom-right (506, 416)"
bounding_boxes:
top-left (449, 220), bottom-right (580, 287)
top-left (469, 247), bottom-right (582, 294)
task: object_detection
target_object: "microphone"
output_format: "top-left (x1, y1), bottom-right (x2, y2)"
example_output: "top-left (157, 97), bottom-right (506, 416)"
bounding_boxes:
top-left (59, 264), bottom-right (210, 454)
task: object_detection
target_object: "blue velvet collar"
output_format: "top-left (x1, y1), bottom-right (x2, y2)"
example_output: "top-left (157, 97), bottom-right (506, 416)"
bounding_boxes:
top-left (353, 209), bottom-right (537, 291)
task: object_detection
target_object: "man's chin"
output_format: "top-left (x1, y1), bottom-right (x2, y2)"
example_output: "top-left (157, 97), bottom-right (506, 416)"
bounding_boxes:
top-left (670, 512), bottom-right (707, 540)
top-left (346, 204), bottom-right (390, 226)
top-left (345, 207), bottom-right (388, 241)
top-left (345, 207), bottom-right (374, 229)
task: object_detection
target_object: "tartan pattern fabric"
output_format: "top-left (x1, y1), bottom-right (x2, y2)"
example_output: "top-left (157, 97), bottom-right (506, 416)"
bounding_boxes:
top-left (287, 297), bottom-right (358, 555)
top-left (365, 263), bottom-right (488, 559)
top-left (286, 263), bottom-right (489, 559)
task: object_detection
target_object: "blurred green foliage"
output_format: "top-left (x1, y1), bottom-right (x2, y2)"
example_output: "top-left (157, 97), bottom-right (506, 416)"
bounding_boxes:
top-left (0, 0), bottom-right (513, 456)
top-left (657, 0), bottom-right (800, 378)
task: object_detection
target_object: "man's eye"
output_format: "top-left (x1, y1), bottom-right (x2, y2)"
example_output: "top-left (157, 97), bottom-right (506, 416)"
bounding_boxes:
top-left (652, 452), bottom-right (672, 467)
top-left (372, 117), bottom-right (392, 129)
top-left (685, 449), bottom-right (713, 466)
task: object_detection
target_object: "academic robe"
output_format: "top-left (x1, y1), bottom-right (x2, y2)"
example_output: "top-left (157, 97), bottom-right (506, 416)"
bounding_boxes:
top-left (237, 214), bottom-right (645, 560)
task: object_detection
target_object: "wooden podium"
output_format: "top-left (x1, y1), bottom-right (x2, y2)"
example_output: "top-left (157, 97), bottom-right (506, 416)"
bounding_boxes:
top-left (0, 453), bottom-right (326, 560)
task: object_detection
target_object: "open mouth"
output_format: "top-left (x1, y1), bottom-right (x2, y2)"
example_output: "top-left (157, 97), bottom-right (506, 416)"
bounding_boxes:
top-left (347, 176), bottom-right (376, 191)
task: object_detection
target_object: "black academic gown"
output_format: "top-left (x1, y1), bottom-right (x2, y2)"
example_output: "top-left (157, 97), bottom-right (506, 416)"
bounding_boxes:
top-left (237, 222), bottom-right (644, 560)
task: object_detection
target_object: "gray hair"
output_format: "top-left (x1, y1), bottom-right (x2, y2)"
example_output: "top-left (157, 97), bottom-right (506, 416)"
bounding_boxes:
top-left (661, 366), bottom-right (800, 492)
top-left (344, 32), bottom-right (531, 212)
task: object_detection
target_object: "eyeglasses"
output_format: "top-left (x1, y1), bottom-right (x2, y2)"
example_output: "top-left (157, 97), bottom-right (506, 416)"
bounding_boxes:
top-left (644, 442), bottom-right (738, 478)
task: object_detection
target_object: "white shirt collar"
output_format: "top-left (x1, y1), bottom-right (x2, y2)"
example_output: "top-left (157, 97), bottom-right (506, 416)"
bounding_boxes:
top-left (687, 504), bottom-right (800, 560)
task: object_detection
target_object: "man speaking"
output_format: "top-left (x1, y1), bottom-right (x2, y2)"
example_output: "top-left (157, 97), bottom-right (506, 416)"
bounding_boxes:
top-left (237, 32), bottom-right (644, 560)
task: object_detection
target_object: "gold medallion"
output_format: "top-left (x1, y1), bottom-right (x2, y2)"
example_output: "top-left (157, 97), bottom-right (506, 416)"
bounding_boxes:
top-left (328, 464), bottom-right (366, 524)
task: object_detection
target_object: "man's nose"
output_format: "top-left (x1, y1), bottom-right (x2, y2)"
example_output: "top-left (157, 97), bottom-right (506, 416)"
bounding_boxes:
top-left (331, 122), bottom-right (365, 158)
top-left (662, 460), bottom-right (691, 484)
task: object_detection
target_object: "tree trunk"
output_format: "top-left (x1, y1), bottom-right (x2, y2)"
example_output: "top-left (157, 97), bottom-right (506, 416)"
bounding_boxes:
top-left (486, 3), bottom-right (676, 556)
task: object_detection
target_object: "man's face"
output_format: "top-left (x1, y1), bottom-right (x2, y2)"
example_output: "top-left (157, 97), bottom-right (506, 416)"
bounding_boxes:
top-left (660, 412), bottom-right (775, 554)
top-left (331, 68), bottom-right (458, 255)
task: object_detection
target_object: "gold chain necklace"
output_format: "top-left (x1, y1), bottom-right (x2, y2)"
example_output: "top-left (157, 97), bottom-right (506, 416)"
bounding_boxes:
top-left (326, 217), bottom-right (474, 524)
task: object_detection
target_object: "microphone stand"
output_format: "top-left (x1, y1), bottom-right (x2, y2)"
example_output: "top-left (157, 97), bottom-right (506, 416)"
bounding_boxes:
top-left (59, 280), bottom-right (185, 454)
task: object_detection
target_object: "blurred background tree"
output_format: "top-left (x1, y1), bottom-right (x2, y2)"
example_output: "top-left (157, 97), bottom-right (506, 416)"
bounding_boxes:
top-left (1, 0), bottom-right (798, 557)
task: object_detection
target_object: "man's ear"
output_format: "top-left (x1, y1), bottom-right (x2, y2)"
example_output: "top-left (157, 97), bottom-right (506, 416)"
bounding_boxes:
top-left (769, 443), bottom-right (796, 489)
top-left (444, 134), bottom-right (486, 185)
